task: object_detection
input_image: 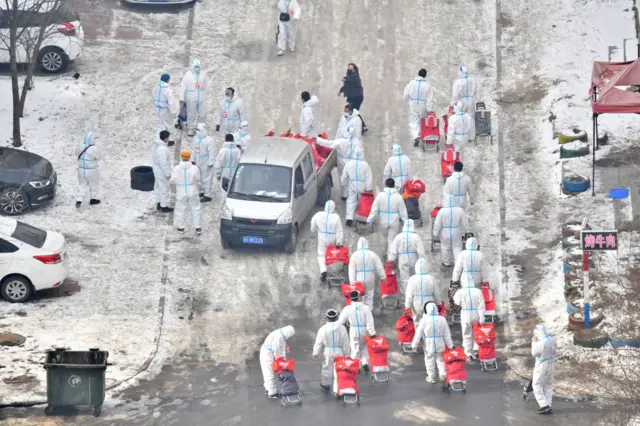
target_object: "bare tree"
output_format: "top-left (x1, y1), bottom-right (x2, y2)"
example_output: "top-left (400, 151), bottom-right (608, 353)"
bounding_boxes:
top-left (0, 0), bottom-right (63, 147)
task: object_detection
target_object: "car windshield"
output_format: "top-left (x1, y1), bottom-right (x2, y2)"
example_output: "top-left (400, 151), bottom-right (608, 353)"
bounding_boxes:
top-left (11, 221), bottom-right (47, 248)
top-left (228, 164), bottom-right (292, 202)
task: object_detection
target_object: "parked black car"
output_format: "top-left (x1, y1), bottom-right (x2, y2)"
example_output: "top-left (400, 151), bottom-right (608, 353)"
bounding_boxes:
top-left (0, 147), bottom-right (57, 215)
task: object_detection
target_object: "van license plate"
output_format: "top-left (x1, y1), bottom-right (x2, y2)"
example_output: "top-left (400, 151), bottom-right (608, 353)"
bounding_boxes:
top-left (242, 236), bottom-right (264, 244)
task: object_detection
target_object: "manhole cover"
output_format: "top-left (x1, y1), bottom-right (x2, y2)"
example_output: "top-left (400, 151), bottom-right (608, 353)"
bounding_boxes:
top-left (0, 332), bottom-right (26, 347)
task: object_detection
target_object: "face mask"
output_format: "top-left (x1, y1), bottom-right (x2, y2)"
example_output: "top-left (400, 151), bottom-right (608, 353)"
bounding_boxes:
top-left (226, 96), bottom-right (232, 102)
top-left (344, 113), bottom-right (350, 119)
top-left (347, 69), bottom-right (354, 74)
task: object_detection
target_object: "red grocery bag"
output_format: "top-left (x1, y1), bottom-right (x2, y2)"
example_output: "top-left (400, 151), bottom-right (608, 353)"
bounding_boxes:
top-left (272, 356), bottom-right (295, 375)
top-left (443, 347), bottom-right (466, 364)
top-left (264, 130), bottom-right (275, 136)
top-left (430, 205), bottom-right (442, 218)
top-left (473, 323), bottom-right (496, 345)
top-left (395, 310), bottom-right (415, 343)
top-left (438, 301), bottom-right (447, 318)
top-left (480, 282), bottom-right (496, 311)
top-left (357, 190), bottom-right (375, 218)
top-left (326, 245), bottom-right (349, 266)
top-left (381, 261), bottom-right (398, 297)
top-left (341, 282), bottom-right (365, 305)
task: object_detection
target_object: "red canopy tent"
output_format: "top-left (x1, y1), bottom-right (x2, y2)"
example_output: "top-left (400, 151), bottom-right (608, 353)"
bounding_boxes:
top-left (590, 60), bottom-right (640, 194)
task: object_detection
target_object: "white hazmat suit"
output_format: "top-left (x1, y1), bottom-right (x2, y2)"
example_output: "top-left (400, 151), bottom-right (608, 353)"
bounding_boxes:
top-left (341, 147), bottom-right (373, 221)
top-left (403, 75), bottom-right (434, 141)
top-left (453, 282), bottom-right (486, 357)
top-left (152, 137), bottom-right (173, 208)
top-left (232, 120), bottom-right (252, 152)
top-left (412, 302), bottom-right (453, 381)
top-left (217, 93), bottom-right (245, 134)
top-left (152, 80), bottom-right (178, 132)
top-left (532, 324), bottom-right (557, 410)
top-left (191, 124), bottom-right (216, 198)
top-left (299, 95), bottom-right (319, 138)
top-left (259, 326), bottom-right (295, 396)
top-left (310, 200), bottom-right (344, 274)
top-left (76, 132), bottom-right (101, 203)
top-left (180, 59), bottom-right (207, 133)
top-left (405, 258), bottom-right (441, 321)
top-left (313, 321), bottom-right (350, 387)
top-left (451, 65), bottom-right (477, 114)
top-left (170, 160), bottom-right (202, 230)
top-left (315, 129), bottom-right (363, 199)
top-left (447, 101), bottom-right (476, 152)
top-left (443, 170), bottom-right (474, 209)
top-left (383, 144), bottom-right (412, 192)
top-left (338, 299), bottom-right (375, 368)
top-left (388, 219), bottom-right (425, 295)
top-left (452, 237), bottom-right (487, 288)
top-left (348, 237), bottom-right (385, 308)
top-left (277, 0), bottom-right (301, 54)
top-left (335, 109), bottom-right (363, 140)
top-left (214, 141), bottom-right (242, 192)
top-left (433, 194), bottom-right (470, 266)
top-left (368, 186), bottom-right (408, 256)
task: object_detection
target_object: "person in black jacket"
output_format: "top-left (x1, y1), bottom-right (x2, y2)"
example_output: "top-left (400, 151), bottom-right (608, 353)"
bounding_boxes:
top-left (339, 63), bottom-right (368, 133)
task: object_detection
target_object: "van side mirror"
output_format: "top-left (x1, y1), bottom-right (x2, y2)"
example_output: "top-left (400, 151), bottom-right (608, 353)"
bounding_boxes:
top-left (294, 184), bottom-right (305, 197)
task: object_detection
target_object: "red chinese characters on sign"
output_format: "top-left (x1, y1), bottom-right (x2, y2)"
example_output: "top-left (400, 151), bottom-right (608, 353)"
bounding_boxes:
top-left (581, 230), bottom-right (618, 251)
top-left (584, 234), bottom-right (596, 249)
top-left (605, 235), bottom-right (616, 249)
top-left (595, 234), bottom-right (605, 249)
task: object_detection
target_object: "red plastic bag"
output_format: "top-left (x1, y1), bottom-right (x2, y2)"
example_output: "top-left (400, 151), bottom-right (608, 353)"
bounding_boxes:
top-left (356, 190), bottom-right (375, 218)
top-left (478, 342), bottom-right (496, 360)
top-left (335, 357), bottom-right (360, 394)
top-left (438, 301), bottom-right (447, 318)
top-left (480, 282), bottom-right (496, 311)
top-left (430, 205), bottom-right (442, 218)
top-left (445, 358), bottom-right (467, 383)
top-left (403, 179), bottom-right (426, 199)
top-left (365, 336), bottom-right (390, 371)
top-left (394, 312), bottom-right (415, 343)
top-left (381, 261), bottom-right (398, 297)
top-left (272, 356), bottom-right (295, 375)
top-left (443, 347), bottom-right (466, 364)
top-left (335, 356), bottom-right (360, 374)
top-left (326, 245), bottom-right (349, 266)
top-left (473, 323), bottom-right (496, 345)
top-left (264, 130), bottom-right (275, 137)
top-left (341, 282), bottom-right (365, 305)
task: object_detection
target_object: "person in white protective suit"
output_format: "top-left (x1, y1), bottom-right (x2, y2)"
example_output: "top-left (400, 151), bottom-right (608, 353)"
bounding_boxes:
top-left (348, 237), bottom-right (385, 308)
top-left (310, 200), bottom-right (344, 282)
top-left (341, 147), bottom-right (373, 225)
top-left (453, 280), bottom-right (486, 359)
top-left (190, 123), bottom-right (216, 202)
top-left (259, 325), bottom-right (295, 398)
top-left (452, 237), bottom-right (487, 288)
top-left (170, 150), bottom-right (202, 234)
top-left (405, 258), bottom-right (442, 321)
top-left (412, 302), bottom-right (453, 384)
top-left (388, 219), bottom-right (425, 295)
top-left (75, 132), bottom-right (101, 208)
top-left (443, 161), bottom-right (474, 209)
top-left (338, 290), bottom-right (376, 372)
top-left (450, 65), bottom-right (477, 114)
top-left (403, 69), bottom-right (434, 146)
top-left (368, 178), bottom-right (408, 256)
top-left (214, 133), bottom-right (242, 193)
top-left (315, 127), bottom-right (363, 201)
top-left (276, 0), bottom-right (301, 56)
top-left (299, 91), bottom-right (319, 138)
top-left (335, 104), bottom-right (363, 140)
top-left (152, 73), bottom-right (179, 133)
top-left (447, 101), bottom-right (476, 152)
top-left (383, 144), bottom-right (412, 192)
top-left (232, 120), bottom-right (252, 152)
top-left (180, 59), bottom-right (207, 136)
top-left (433, 194), bottom-right (470, 267)
top-left (152, 130), bottom-right (174, 213)
top-left (313, 309), bottom-right (350, 390)
top-left (215, 88), bottom-right (245, 135)
top-left (531, 324), bottom-right (557, 415)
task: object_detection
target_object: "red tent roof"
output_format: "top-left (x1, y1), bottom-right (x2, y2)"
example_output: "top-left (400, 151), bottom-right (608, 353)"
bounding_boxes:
top-left (591, 59), bottom-right (640, 114)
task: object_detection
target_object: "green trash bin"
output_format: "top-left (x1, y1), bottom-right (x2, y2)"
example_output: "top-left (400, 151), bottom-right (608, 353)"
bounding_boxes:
top-left (43, 347), bottom-right (109, 417)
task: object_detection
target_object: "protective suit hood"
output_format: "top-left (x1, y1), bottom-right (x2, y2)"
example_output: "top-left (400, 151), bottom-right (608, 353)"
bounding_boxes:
top-left (443, 193), bottom-right (455, 207)
top-left (425, 302), bottom-right (437, 316)
top-left (304, 95), bottom-right (320, 107)
top-left (351, 109), bottom-right (361, 117)
top-left (192, 58), bottom-right (201, 69)
top-left (357, 237), bottom-right (369, 251)
top-left (195, 123), bottom-right (207, 137)
top-left (325, 200), bottom-right (336, 214)
top-left (280, 325), bottom-right (295, 340)
top-left (458, 65), bottom-right (468, 78)
top-left (415, 258), bottom-right (428, 275)
top-left (466, 237), bottom-right (478, 250)
top-left (454, 101), bottom-right (463, 114)
top-left (534, 324), bottom-right (548, 340)
top-left (392, 143), bottom-right (402, 155)
top-left (403, 219), bottom-right (415, 233)
top-left (415, 76), bottom-right (426, 81)
top-left (352, 146), bottom-right (364, 160)
top-left (84, 132), bottom-right (96, 146)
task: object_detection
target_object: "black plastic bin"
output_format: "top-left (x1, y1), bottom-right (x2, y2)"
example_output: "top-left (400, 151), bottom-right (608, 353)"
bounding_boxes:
top-left (43, 347), bottom-right (109, 417)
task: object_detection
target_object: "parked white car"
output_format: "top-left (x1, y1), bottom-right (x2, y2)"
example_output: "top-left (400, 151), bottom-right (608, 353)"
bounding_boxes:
top-left (0, 218), bottom-right (69, 303)
top-left (0, 3), bottom-right (83, 73)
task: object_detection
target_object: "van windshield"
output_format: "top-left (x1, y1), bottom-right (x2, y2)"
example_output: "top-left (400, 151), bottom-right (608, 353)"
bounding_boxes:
top-left (228, 164), bottom-right (292, 202)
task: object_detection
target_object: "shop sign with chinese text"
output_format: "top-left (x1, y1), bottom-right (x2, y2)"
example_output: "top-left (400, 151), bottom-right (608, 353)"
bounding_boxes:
top-left (580, 230), bottom-right (618, 251)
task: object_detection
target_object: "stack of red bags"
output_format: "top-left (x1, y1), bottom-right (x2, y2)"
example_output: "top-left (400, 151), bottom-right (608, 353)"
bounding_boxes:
top-left (264, 130), bottom-right (331, 170)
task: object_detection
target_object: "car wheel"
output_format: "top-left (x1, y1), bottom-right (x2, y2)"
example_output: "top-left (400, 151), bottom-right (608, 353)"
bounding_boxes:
top-left (1, 276), bottom-right (33, 303)
top-left (38, 47), bottom-right (69, 73)
top-left (284, 225), bottom-right (298, 254)
top-left (0, 186), bottom-right (29, 216)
